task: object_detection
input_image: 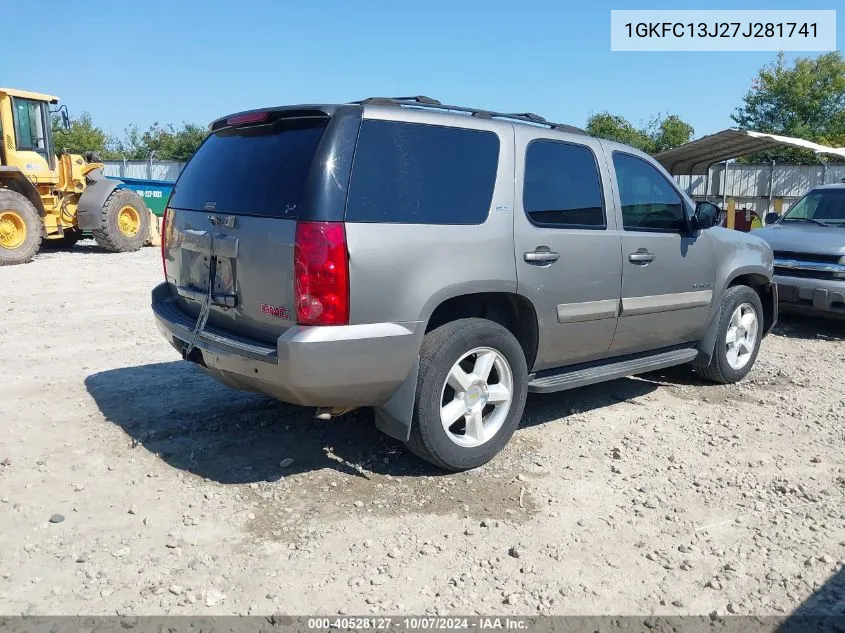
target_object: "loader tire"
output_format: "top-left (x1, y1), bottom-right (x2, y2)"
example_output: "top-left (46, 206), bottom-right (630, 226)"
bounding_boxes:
top-left (0, 190), bottom-right (42, 266)
top-left (92, 188), bottom-right (149, 253)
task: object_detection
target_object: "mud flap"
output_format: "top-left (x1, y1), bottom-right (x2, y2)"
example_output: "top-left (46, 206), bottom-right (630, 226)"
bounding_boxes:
top-left (76, 169), bottom-right (120, 230)
top-left (374, 357), bottom-right (419, 442)
top-left (763, 282), bottom-right (779, 335)
top-left (692, 308), bottom-right (722, 367)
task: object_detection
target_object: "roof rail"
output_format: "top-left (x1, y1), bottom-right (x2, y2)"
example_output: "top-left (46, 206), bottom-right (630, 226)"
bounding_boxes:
top-left (353, 96), bottom-right (587, 135)
top-left (357, 96), bottom-right (442, 106)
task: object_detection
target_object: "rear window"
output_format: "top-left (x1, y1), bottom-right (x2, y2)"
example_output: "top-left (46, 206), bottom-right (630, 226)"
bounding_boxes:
top-left (168, 117), bottom-right (328, 218)
top-left (345, 120), bottom-right (499, 224)
top-left (523, 140), bottom-right (605, 228)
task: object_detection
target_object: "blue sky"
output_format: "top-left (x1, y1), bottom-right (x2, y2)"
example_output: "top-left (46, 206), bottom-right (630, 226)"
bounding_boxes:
top-left (5, 0), bottom-right (841, 141)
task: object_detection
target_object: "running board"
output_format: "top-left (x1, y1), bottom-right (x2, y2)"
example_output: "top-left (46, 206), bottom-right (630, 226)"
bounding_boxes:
top-left (527, 348), bottom-right (698, 393)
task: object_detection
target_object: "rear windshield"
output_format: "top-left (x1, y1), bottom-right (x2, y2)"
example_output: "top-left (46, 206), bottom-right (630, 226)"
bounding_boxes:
top-left (345, 120), bottom-right (500, 224)
top-left (168, 117), bottom-right (328, 218)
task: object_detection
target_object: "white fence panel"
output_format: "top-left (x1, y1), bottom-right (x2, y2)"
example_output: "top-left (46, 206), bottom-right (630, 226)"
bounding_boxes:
top-left (102, 161), bottom-right (186, 182)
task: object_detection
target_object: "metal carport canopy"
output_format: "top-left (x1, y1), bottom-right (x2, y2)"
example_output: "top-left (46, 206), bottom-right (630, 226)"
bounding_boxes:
top-left (654, 129), bottom-right (845, 176)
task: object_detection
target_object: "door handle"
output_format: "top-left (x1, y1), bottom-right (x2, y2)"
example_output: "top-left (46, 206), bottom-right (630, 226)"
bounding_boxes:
top-left (628, 250), bottom-right (656, 264)
top-left (524, 249), bottom-right (560, 264)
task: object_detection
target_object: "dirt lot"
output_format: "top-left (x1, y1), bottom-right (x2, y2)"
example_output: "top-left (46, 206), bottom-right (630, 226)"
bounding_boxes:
top-left (1, 242), bottom-right (843, 618)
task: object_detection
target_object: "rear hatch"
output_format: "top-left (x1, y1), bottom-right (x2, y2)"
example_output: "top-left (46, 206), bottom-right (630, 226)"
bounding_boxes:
top-left (162, 106), bottom-right (359, 344)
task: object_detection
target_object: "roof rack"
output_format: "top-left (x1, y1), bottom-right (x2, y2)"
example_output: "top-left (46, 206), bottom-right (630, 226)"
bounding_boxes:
top-left (354, 96), bottom-right (587, 135)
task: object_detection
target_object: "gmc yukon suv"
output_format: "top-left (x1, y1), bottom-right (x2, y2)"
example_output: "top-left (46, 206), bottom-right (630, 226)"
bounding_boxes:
top-left (152, 96), bottom-right (777, 471)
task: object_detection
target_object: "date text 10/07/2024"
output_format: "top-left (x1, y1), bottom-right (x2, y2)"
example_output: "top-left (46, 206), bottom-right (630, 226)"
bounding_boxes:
top-left (306, 617), bottom-right (529, 630)
top-left (624, 22), bottom-right (817, 39)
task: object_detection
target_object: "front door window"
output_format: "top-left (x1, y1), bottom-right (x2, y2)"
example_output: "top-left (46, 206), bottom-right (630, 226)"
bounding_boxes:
top-left (613, 152), bottom-right (686, 232)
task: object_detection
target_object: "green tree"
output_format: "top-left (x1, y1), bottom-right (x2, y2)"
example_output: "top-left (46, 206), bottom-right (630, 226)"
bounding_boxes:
top-left (732, 51), bottom-right (845, 163)
top-left (143, 122), bottom-right (207, 161)
top-left (648, 114), bottom-right (695, 153)
top-left (114, 122), bottom-right (207, 161)
top-left (51, 110), bottom-right (208, 162)
top-left (586, 112), bottom-right (694, 154)
top-left (586, 112), bottom-right (653, 151)
top-left (112, 124), bottom-right (147, 160)
top-left (51, 112), bottom-right (118, 158)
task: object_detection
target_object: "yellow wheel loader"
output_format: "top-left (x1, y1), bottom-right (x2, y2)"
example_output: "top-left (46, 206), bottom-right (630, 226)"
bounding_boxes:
top-left (0, 87), bottom-right (151, 266)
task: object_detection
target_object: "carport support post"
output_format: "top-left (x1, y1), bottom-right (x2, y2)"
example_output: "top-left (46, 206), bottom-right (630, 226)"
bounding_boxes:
top-left (818, 154), bottom-right (828, 186)
top-left (767, 160), bottom-right (776, 213)
top-left (721, 161), bottom-right (729, 210)
top-left (704, 167), bottom-right (711, 203)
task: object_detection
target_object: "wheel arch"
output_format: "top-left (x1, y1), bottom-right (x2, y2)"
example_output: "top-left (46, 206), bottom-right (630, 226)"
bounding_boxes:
top-left (375, 290), bottom-right (539, 444)
top-left (0, 167), bottom-right (46, 215)
top-left (726, 271), bottom-right (777, 337)
top-left (694, 268), bottom-right (777, 366)
top-left (425, 290), bottom-right (539, 371)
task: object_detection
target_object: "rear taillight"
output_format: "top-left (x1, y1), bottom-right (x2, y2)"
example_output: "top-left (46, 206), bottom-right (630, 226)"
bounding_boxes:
top-left (161, 207), bottom-right (168, 278)
top-left (294, 221), bottom-right (349, 326)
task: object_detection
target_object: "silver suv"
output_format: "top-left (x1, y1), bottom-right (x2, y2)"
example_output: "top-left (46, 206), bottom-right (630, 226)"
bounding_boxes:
top-left (152, 96), bottom-right (777, 471)
top-left (755, 184), bottom-right (845, 319)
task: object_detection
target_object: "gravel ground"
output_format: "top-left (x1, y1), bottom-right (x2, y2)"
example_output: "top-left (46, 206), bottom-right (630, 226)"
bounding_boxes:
top-left (1, 242), bottom-right (843, 618)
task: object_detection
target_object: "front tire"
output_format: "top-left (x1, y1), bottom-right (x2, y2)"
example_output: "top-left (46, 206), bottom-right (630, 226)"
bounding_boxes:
top-left (92, 189), bottom-right (149, 253)
top-left (694, 285), bottom-right (763, 384)
top-left (406, 318), bottom-right (528, 471)
top-left (0, 190), bottom-right (42, 266)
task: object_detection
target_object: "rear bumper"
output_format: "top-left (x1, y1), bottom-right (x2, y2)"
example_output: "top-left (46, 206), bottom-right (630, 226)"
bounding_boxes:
top-left (774, 274), bottom-right (845, 319)
top-left (151, 283), bottom-right (424, 407)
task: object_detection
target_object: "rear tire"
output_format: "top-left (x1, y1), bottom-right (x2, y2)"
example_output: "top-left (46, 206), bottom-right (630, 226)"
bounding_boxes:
top-left (406, 318), bottom-right (528, 471)
top-left (0, 190), bottom-right (42, 266)
top-left (92, 189), bottom-right (149, 253)
top-left (694, 285), bottom-right (763, 384)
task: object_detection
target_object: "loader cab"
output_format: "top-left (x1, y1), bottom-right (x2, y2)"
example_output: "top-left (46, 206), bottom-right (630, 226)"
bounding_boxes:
top-left (0, 87), bottom-right (61, 180)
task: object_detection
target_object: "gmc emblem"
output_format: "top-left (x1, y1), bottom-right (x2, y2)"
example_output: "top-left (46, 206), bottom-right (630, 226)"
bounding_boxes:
top-left (260, 303), bottom-right (290, 319)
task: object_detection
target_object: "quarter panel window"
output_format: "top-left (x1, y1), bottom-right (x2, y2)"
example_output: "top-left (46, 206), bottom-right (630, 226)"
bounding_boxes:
top-left (345, 120), bottom-right (500, 225)
top-left (612, 152), bottom-right (685, 232)
top-left (522, 140), bottom-right (605, 228)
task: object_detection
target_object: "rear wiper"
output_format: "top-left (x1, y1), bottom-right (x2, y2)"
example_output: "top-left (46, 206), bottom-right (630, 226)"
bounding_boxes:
top-left (781, 217), bottom-right (832, 227)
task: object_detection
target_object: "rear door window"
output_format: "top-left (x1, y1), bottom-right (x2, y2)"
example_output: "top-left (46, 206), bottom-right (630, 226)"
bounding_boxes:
top-left (168, 117), bottom-right (328, 218)
top-left (522, 140), bottom-right (605, 228)
top-left (345, 120), bottom-right (499, 224)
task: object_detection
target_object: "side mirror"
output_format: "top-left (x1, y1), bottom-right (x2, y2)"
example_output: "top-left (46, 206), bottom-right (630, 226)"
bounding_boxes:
top-left (694, 201), bottom-right (721, 230)
top-left (61, 109), bottom-right (70, 130)
top-left (764, 212), bottom-right (780, 225)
